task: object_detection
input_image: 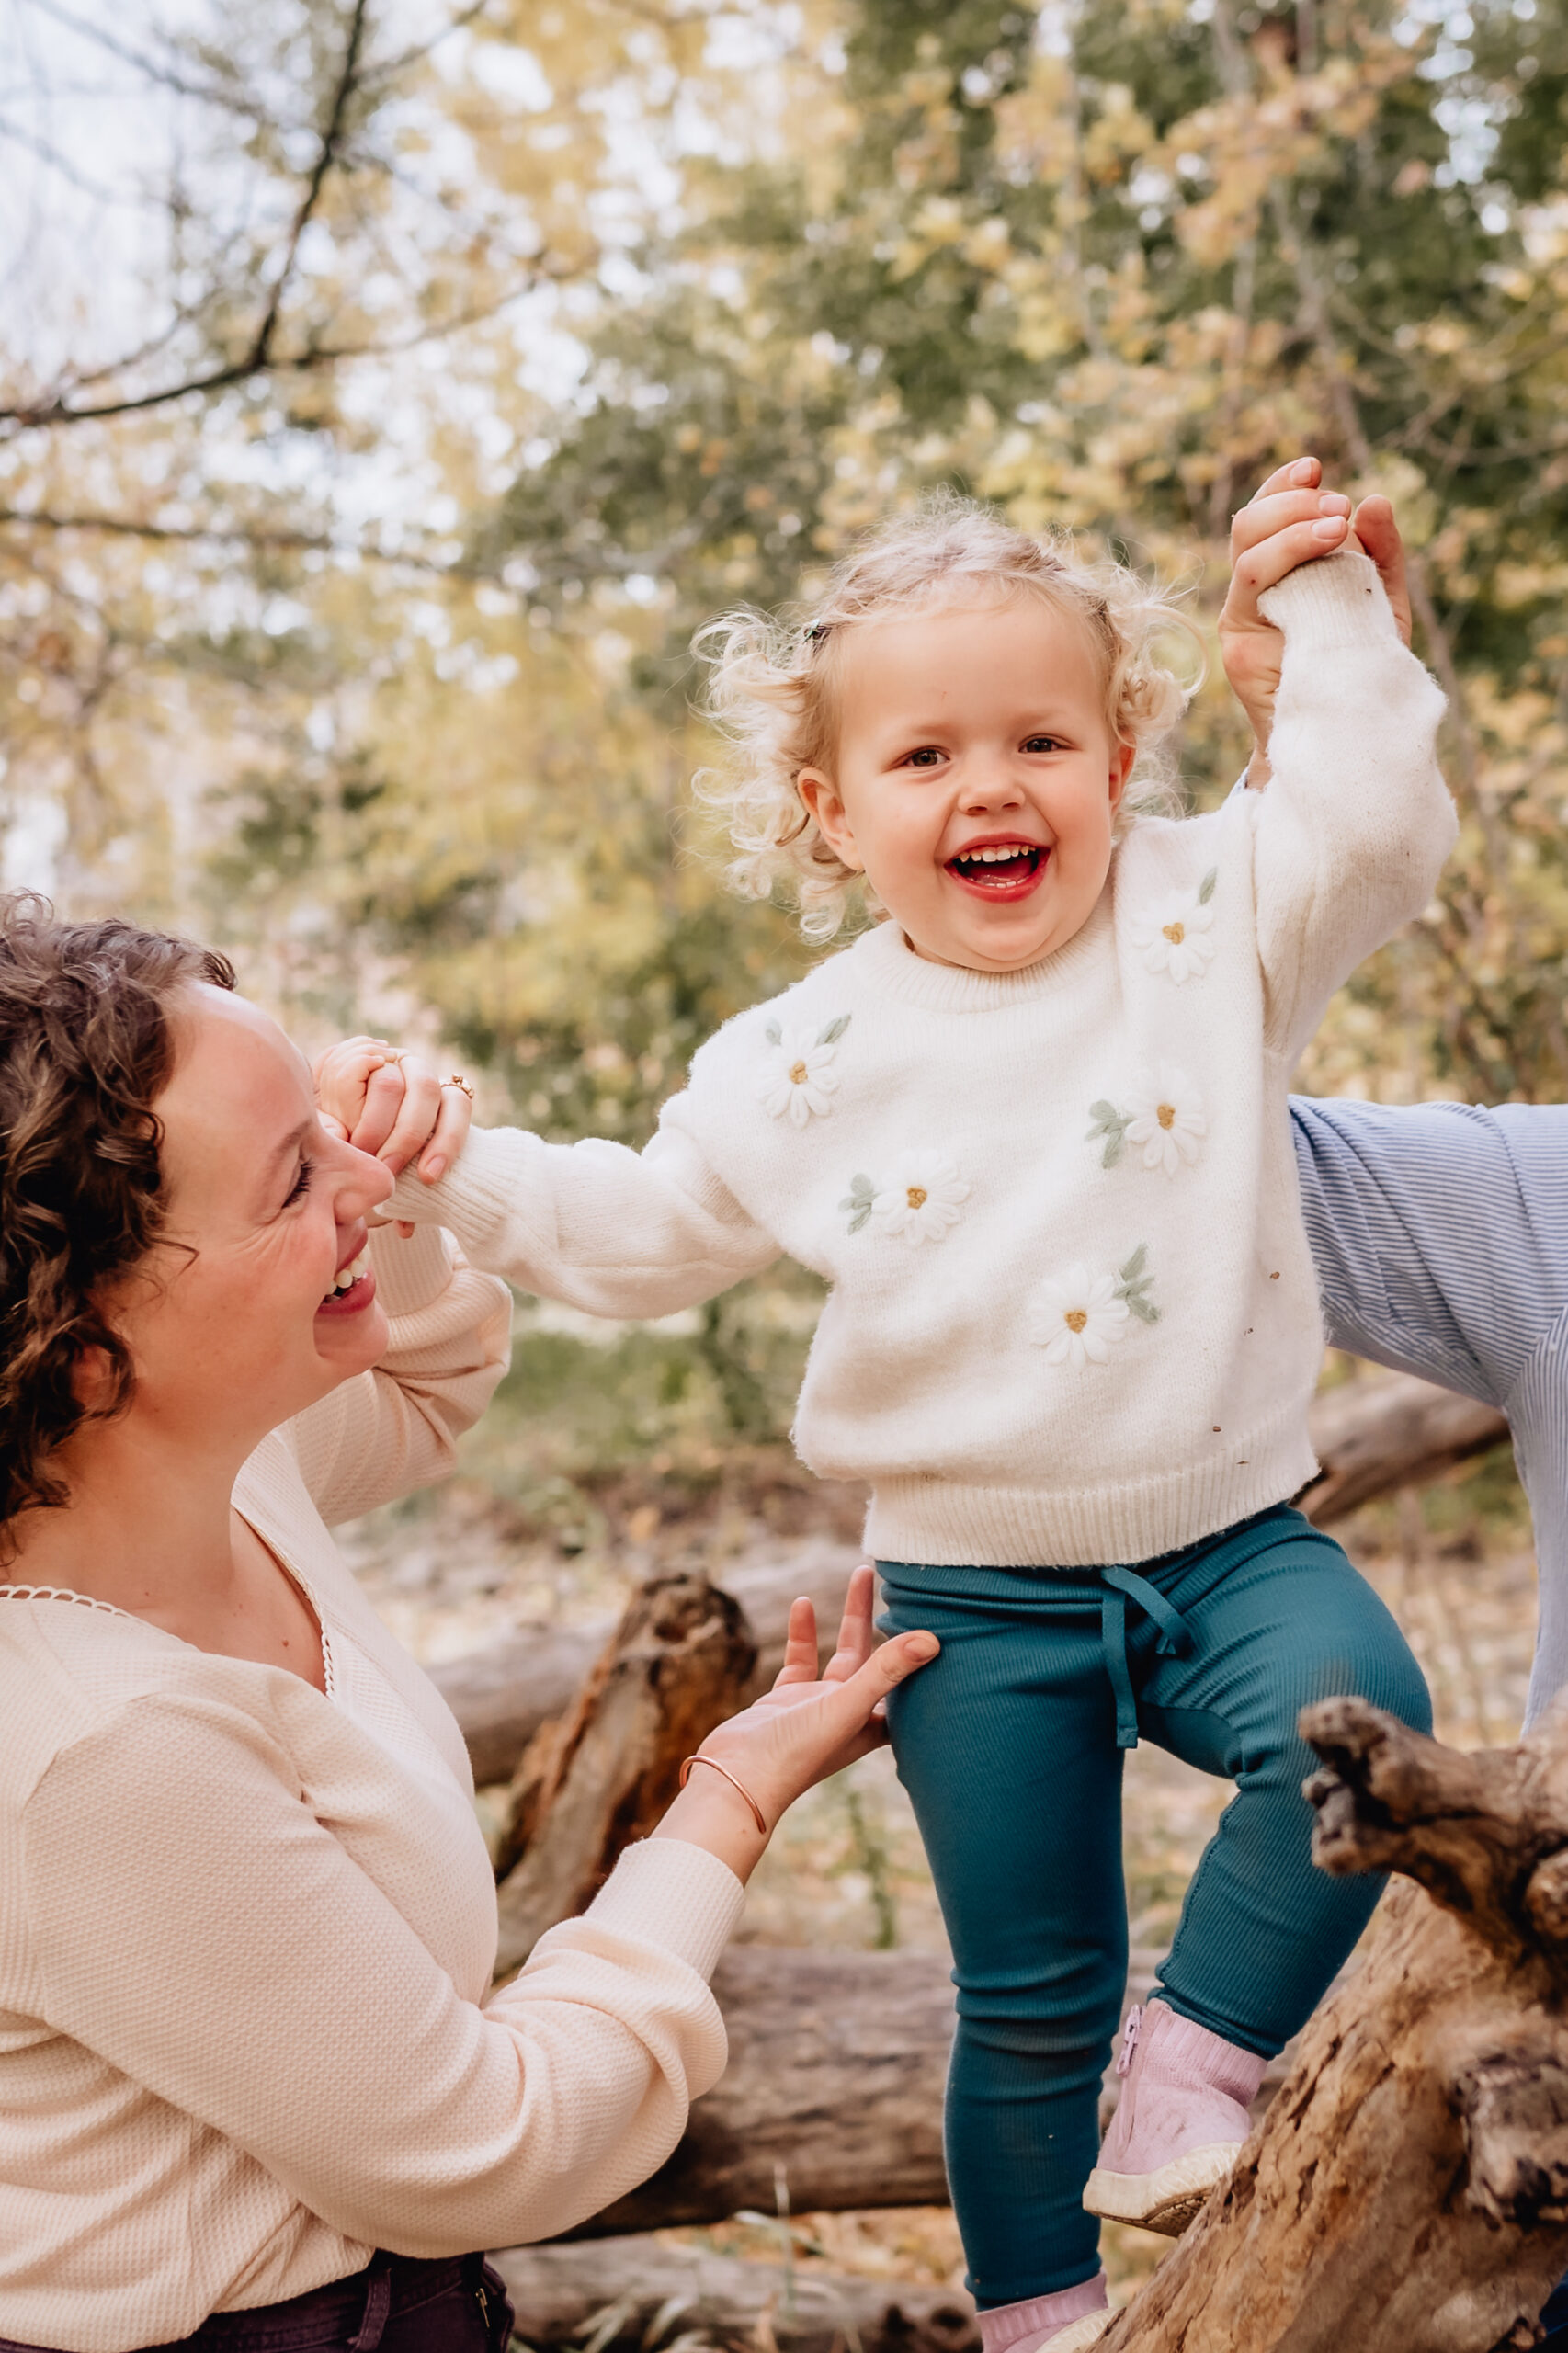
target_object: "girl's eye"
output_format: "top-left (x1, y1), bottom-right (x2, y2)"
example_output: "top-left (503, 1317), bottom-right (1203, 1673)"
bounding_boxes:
top-left (902, 746), bottom-right (945, 768)
top-left (283, 1158), bottom-right (313, 1210)
top-left (1022, 733), bottom-right (1063, 755)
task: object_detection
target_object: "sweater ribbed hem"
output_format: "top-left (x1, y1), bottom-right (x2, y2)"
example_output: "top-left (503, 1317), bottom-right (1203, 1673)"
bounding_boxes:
top-left (585, 1837), bottom-right (744, 1982)
top-left (863, 1409), bottom-right (1319, 1569)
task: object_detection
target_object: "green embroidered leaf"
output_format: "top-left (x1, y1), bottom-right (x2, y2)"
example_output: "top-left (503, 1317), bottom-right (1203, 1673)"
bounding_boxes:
top-left (1119, 1243), bottom-right (1148, 1283)
top-left (1125, 1293), bottom-right (1160, 1324)
top-left (1085, 1099), bottom-right (1131, 1169)
top-left (765, 1018), bottom-right (782, 1046)
top-left (1198, 867), bottom-right (1217, 905)
top-left (840, 1175), bottom-right (876, 1229)
top-left (817, 1014), bottom-right (852, 1046)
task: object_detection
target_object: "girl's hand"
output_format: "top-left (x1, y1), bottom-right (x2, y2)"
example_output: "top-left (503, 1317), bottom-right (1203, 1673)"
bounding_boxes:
top-left (312, 1035), bottom-right (472, 1187)
top-left (653, 1565), bottom-right (937, 1881)
top-left (1219, 459), bottom-right (1412, 784)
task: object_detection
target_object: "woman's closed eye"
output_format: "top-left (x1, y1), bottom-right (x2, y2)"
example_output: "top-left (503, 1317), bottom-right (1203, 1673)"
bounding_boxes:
top-left (282, 1156), bottom-right (313, 1211)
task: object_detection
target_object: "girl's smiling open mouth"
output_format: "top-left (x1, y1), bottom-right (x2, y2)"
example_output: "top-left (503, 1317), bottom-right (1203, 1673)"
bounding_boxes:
top-left (946, 838), bottom-right (1051, 901)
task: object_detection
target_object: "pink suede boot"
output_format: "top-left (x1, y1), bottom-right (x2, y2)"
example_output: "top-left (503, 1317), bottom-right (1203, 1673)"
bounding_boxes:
top-left (976, 2271), bottom-right (1112, 2353)
top-left (1083, 1999), bottom-right (1267, 2236)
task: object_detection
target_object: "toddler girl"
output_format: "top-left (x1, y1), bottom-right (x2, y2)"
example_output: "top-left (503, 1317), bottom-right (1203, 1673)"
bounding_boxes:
top-left (323, 474), bottom-right (1452, 2350)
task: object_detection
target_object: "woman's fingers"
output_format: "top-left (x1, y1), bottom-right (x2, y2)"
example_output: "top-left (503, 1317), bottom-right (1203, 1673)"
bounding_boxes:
top-left (1349, 494), bottom-right (1414, 647)
top-left (772, 1597), bottom-right (822, 1687)
top-left (415, 1082), bottom-right (472, 1184)
top-left (371, 1055), bottom-right (445, 1176)
top-left (823, 1563), bottom-right (878, 1683)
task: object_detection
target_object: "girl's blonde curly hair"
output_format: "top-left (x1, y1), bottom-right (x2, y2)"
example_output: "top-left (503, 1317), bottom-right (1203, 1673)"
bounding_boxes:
top-left (693, 492), bottom-right (1202, 942)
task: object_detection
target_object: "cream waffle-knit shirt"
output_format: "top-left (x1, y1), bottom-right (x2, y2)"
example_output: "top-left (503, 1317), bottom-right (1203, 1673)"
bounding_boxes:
top-left (0, 1223), bottom-right (745, 2353)
top-left (393, 552), bottom-right (1453, 1570)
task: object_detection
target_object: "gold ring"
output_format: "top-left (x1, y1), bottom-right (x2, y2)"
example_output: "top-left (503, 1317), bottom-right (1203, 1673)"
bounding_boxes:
top-left (445, 1074), bottom-right (474, 1100)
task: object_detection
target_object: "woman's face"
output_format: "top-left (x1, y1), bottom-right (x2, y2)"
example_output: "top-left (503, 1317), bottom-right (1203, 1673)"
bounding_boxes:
top-left (108, 986), bottom-right (395, 1457)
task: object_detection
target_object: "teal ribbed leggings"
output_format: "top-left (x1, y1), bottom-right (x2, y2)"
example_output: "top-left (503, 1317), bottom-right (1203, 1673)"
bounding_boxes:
top-left (878, 1506), bottom-right (1430, 2311)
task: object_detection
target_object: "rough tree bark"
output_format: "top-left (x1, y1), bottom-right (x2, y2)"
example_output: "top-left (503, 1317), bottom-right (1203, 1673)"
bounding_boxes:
top-left (1108, 1699), bottom-right (1568, 2353)
top-left (491, 2233), bottom-right (980, 2353)
top-left (437, 1379), bottom-right (1509, 1787)
top-left (494, 1573), bottom-right (755, 1973)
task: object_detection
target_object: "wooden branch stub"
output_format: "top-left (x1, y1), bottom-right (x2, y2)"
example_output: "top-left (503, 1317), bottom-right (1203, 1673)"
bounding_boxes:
top-left (493, 1573), bottom-right (756, 1972)
top-left (1449, 2039), bottom-right (1568, 2231)
top-left (1301, 1698), bottom-right (1555, 1964)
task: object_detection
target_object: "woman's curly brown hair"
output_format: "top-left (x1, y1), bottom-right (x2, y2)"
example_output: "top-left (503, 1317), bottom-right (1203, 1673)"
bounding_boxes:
top-left (0, 894), bottom-right (234, 1540)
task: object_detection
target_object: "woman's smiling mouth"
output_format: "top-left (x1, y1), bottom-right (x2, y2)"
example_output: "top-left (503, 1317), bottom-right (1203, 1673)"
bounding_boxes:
top-left (945, 841), bottom-right (1050, 900)
top-left (317, 1246), bottom-right (376, 1317)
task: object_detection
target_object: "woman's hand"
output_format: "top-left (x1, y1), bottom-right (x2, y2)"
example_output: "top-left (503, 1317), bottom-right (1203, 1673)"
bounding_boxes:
top-left (312, 1036), bottom-right (472, 1187)
top-left (653, 1565), bottom-right (937, 1882)
top-left (1220, 457), bottom-right (1412, 785)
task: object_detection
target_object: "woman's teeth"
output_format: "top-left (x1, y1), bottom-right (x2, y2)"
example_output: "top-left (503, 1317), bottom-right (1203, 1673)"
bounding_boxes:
top-left (324, 1248), bottom-right (369, 1302)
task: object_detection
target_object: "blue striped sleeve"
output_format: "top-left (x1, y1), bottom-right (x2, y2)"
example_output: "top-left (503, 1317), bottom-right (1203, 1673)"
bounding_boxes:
top-left (1289, 1097), bottom-right (1568, 1408)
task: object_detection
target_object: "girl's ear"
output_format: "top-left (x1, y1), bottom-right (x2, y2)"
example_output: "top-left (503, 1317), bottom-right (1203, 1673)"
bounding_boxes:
top-left (798, 768), bottom-right (863, 872)
top-left (1108, 741), bottom-right (1137, 810)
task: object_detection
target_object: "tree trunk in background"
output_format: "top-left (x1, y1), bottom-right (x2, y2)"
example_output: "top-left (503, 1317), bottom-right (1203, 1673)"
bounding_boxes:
top-left (493, 1573), bottom-right (755, 1973)
top-left (1108, 1700), bottom-right (1568, 2353)
top-left (435, 1550), bottom-right (857, 1789)
top-left (436, 1377), bottom-right (1510, 1789)
top-left (490, 2233), bottom-right (980, 2353)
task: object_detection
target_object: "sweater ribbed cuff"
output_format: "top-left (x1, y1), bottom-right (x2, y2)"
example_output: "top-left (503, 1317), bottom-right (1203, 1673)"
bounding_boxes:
top-left (1257, 548), bottom-right (1398, 654)
top-left (585, 1837), bottom-right (745, 1983)
top-left (389, 1127), bottom-right (537, 1255)
top-left (368, 1222), bottom-right (453, 1318)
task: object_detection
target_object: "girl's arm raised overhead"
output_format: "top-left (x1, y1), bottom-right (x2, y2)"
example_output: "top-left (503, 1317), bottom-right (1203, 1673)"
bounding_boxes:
top-left (315, 1037), bottom-right (780, 1319)
top-left (1217, 472), bottom-right (1454, 1068)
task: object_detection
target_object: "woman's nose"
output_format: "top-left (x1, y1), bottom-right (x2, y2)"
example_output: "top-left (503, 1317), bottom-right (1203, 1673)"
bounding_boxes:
top-left (340, 1142), bottom-right (395, 1213)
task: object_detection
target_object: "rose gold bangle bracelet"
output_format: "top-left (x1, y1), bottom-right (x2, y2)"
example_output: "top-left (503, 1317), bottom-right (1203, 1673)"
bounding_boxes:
top-left (678, 1753), bottom-right (768, 1836)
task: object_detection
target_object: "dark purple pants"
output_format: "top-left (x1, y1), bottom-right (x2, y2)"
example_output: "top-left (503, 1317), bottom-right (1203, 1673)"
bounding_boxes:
top-left (0, 2253), bottom-right (514, 2353)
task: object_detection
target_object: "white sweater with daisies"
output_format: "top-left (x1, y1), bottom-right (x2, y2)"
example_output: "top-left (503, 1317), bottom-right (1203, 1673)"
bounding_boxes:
top-left (395, 552), bottom-right (1454, 1570)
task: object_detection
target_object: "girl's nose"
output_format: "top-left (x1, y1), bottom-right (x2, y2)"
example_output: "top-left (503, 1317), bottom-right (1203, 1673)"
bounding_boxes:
top-left (958, 757), bottom-right (1025, 808)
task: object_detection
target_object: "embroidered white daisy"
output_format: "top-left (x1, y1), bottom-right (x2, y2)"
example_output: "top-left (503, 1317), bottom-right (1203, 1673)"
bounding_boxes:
top-left (1029, 1265), bottom-right (1131, 1368)
top-left (756, 1015), bottom-right (849, 1127)
top-left (1130, 875), bottom-right (1216, 983)
top-left (1123, 1064), bottom-right (1207, 1176)
top-left (869, 1149), bottom-right (971, 1245)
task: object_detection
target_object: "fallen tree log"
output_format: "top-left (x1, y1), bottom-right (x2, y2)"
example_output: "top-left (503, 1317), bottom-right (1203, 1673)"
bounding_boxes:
top-left (568, 1944), bottom-right (956, 2234)
top-left (1107, 1699), bottom-right (1568, 2353)
top-left (548, 1945), bottom-right (1312, 2237)
top-left (436, 1377), bottom-right (1510, 1786)
top-left (489, 2234), bottom-right (979, 2353)
top-left (494, 1573), bottom-right (755, 1972)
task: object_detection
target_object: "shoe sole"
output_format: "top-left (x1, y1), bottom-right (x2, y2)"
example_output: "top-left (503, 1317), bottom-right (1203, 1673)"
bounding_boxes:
top-left (1029, 2314), bottom-right (1115, 2353)
top-left (1082, 2142), bottom-right (1238, 2236)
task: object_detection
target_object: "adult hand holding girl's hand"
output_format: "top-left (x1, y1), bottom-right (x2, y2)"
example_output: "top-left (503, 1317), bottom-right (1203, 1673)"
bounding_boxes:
top-left (312, 1034), bottom-right (472, 1195)
top-left (654, 1564), bottom-right (937, 1881)
top-left (1220, 455), bottom-right (1413, 784)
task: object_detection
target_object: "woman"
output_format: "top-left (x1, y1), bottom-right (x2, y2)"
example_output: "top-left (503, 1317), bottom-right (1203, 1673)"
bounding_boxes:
top-left (0, 897), bottom-right (938, 2353)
